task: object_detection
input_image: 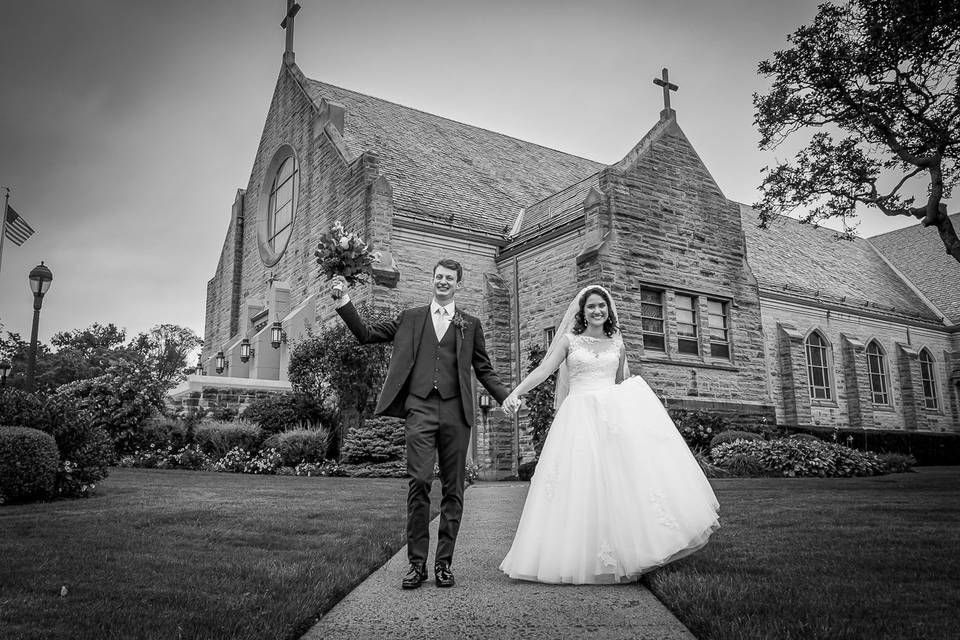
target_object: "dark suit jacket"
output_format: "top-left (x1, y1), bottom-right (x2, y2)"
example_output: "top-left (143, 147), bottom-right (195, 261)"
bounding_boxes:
top-left (337, 300), bottom-right (509, 428)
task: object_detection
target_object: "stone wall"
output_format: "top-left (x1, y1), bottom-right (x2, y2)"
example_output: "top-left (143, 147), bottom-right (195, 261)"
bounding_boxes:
top-left (166, 377), bottom-right (293, 419)
top-left (759, 296), bottom-right (959, 432)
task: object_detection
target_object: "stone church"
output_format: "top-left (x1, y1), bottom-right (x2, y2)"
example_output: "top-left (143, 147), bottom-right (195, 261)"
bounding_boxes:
top-left (181, 32), bottom-right (960, 476)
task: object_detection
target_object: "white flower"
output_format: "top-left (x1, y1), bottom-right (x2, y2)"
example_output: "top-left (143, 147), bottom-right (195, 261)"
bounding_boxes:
top-left (339, 237), bottom-right (350, 250)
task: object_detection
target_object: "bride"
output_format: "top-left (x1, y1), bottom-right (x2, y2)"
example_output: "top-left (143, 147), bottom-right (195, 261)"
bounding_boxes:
top-left (499, 285), bottom-right (720, 584)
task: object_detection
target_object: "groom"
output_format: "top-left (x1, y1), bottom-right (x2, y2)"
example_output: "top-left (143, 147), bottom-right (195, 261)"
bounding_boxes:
top-left (330, 258), bottom-right (509, 589)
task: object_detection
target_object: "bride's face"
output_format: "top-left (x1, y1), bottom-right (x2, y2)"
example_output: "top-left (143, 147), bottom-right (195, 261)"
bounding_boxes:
top-left (583, 294), bottom-right (608, 329)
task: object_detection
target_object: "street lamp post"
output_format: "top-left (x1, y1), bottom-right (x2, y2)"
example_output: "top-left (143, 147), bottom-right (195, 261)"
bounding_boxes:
top-left (25, 261), bottom-right (53, 393)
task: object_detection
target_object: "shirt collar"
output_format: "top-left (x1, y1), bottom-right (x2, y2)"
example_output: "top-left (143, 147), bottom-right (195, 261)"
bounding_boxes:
top-left (430, 299), bottom-right (455, 316)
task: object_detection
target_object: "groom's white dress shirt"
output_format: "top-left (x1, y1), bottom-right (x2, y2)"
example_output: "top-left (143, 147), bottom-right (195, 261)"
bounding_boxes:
top-left (430, 300), bottom-right (455, 340)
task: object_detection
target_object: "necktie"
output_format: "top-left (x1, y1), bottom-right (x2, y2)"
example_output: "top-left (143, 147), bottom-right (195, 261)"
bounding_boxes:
top-left (435, 307), bottom-right (448, 340)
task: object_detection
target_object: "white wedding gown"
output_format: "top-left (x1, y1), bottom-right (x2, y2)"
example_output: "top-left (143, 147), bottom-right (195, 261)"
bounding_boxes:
top-left (500, 333), bottom-right (720, 584)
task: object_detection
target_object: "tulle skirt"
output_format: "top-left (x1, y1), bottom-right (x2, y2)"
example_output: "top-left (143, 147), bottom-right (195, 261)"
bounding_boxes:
top-left (499, 376), bottom-right (720, 584)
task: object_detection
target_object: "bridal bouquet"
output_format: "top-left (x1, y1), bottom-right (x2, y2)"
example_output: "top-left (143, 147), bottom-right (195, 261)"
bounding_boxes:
top-left (315, 220), bottom-right (381, 297)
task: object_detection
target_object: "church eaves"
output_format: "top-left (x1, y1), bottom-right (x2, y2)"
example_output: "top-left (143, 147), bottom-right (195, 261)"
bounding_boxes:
top-left (304, 78), bottom-right (604, 237)
top-left (739, 204), bottom-right (944, 325)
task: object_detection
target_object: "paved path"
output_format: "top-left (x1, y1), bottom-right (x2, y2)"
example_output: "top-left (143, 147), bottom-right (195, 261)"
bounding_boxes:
top-left (301, 482), bottom-right (696, 640)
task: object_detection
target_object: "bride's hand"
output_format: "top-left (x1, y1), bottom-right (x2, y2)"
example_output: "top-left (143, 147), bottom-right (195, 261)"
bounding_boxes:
top-left (502, 392), bottom-right (522, 415)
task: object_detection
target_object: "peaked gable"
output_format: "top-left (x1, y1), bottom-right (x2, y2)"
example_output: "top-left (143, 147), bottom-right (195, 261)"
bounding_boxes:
top-left (304, 78), bottom-right (604, 236)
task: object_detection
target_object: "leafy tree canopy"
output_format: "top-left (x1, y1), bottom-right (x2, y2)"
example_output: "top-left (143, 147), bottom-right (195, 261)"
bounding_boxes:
top-left (754, 0), bottom-right (960, 262)
top-left (0, 320), bottom-right (201, 393)
top-left (130, 323), bottom-right (203, 389)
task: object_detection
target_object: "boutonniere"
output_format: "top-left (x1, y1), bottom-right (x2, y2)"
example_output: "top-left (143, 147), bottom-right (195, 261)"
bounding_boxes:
top-left (451, 312), bottom-right (469, 338)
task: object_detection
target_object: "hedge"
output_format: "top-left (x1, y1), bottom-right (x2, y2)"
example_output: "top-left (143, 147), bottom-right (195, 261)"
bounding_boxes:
top-left (785, 425), bottom-right (960, 466)
top-left (0, 426), bottom-right (59, 503)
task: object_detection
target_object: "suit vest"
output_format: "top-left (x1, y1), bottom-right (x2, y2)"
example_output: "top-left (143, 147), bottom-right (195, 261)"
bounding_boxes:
top-left (409, 313), bottom-right (459, 400)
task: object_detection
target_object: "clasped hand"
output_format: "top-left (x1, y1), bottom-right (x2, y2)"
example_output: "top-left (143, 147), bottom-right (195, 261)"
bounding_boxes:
top-left (502, 392), bottom-right (523, 416)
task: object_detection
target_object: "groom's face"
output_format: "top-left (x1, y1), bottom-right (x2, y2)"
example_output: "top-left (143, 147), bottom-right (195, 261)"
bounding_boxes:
top-left (432, 265), bottom-right (461, 303)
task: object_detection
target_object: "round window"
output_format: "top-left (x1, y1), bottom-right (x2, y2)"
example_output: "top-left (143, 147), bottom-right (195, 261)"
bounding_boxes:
top-left (258, 146), bottom-right (300, 267)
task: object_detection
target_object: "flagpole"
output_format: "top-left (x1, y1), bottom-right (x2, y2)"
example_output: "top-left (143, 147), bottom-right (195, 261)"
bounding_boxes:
top-left (0, 187), bottom-right (9, 276)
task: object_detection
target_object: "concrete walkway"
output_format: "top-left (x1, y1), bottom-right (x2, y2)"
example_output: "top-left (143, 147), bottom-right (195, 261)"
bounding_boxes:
top-left (301, 482), bottom-right (696, 640)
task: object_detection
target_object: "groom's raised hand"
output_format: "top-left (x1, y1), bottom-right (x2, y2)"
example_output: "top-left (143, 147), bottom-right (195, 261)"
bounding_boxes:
top-left (329, 276), bottom-right (347, 305)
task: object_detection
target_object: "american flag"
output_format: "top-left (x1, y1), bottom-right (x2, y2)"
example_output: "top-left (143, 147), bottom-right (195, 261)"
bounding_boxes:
top-left (4, 204), bottom-right (35, 246)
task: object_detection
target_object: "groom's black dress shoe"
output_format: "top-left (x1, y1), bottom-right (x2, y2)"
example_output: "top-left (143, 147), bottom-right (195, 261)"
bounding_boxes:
top-left (402, 562), bottom-right (428, 589)
top-left (434, 561), bottom-right (455, 588)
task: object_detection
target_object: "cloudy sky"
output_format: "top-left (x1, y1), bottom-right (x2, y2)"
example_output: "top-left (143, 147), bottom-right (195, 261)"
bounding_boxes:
top-left (0, 0), bottom-right (931, 345)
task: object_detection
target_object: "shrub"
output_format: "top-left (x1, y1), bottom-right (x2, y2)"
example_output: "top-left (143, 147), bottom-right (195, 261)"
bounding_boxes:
top-left (242, 393), bottom-right (327, 437)
top-left (0, 388), bottom-right (47, 431)
top-left (41, 397), bottom-right (114, 497)
top-left (783, 425), bottom-right (960, 465)
top-left (518, 460), bottom-right (537, 481)
top-left (158, 444), bottom-right (212, 471)
top-left (694, 449), bottom-right (730, 478)
top-left (717, 453), bottom-right (766, 477)
top-left (732, 415), bottom-right (785, 440)
top-left (712, 438), bottom-right (884, 478)
top-left (262, 427), bottom-right (333, 466)
top-left (198, 402), bottom-right (239, 422)
top-left (293, 460), bottom-right (344, 477)
top-left (709, 430), bottom-right (764, 449)
top-left (877, 452), bottom-right (917, 474)
top-left (788, 433), bottom-right (822, 442)
top-left (669, 409), bottom-right (732, 451)
top-left (0, 426), bottom-right (59, 503)
top-left (341, 416), bottom-right (405, 464)
top-left (117, 444), bottom-right (172, 469)
top-left (212, 446), bottom-right (253, 473)
top-left (524, 344), bottom-right (556, 459)
top-left (52, 360), bottom-right (166, 455)
top-left (244, 448), bottom-right (283, 474)
top-left (195, 420), bottom-right (263, 458)
top-left (340, 460), bottom-right (407, 478)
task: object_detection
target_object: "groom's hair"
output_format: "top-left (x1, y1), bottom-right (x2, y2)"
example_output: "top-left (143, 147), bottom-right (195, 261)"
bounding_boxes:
top-left (434, 258), bottom-right (463, 282)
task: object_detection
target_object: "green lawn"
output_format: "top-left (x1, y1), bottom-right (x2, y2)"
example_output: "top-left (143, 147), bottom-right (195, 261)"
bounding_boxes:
top-left (645, 467), bottom-right (960, 640)
top-left (0, 468), bottom-right (435, 640)
top-left (3, 467), bottom-right (958, 640)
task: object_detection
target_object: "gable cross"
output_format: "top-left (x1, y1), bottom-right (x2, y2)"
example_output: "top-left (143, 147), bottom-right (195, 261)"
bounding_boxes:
top-left (653, 68), bottom-right (678, 119)
top-left (281, 0), bottom-right (302, 63)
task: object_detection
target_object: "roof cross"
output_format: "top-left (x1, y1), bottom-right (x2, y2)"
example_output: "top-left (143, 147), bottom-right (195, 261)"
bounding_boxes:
top-left (281, 0), bottom-right (302, 64)
top-left (653, 68), bottom-right (678, 119)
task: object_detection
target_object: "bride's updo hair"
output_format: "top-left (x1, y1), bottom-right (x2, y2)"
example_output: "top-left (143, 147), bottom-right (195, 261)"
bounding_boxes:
top-left (572, 286), bottom-right (619, 337)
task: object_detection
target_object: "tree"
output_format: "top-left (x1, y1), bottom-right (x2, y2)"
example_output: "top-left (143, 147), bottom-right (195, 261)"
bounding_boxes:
top-left (50, 323), bottom-right (127, 355)
top-left (287, 304), bottom-right (394, 460)
top-left (130, 324), bottom-right (203, 389)
top-left (42, 323), bottom-right (136, 389)
top-left (753, 0), bottom-right (960, 262)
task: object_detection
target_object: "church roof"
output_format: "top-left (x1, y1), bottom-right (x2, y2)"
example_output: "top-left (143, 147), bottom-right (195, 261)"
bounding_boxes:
top-left (739, 204), bottom-right (944, 325)
top-left (305, 78), bottom-right (605, 235)
top-left (869, 213), bottom-right (960, 324)
top-left (511, 173), bottom-right (601, 244)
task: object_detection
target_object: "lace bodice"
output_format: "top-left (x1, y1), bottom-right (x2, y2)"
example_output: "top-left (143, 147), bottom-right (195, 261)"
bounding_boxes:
top-left (565, 333), bottom-right (622, 395)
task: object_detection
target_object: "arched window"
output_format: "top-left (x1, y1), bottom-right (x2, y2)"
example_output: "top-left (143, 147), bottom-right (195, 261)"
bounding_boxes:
top-left (267, 156), bottom-right (298, 253)
top-left (805, 331), bottom-right (832, 400)
top-left (919, 349), bottom-right (939, 409)
top-left (866, 341), bottom-right (889, 404)
top-left (257, 145), bottom-right (300, 267)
